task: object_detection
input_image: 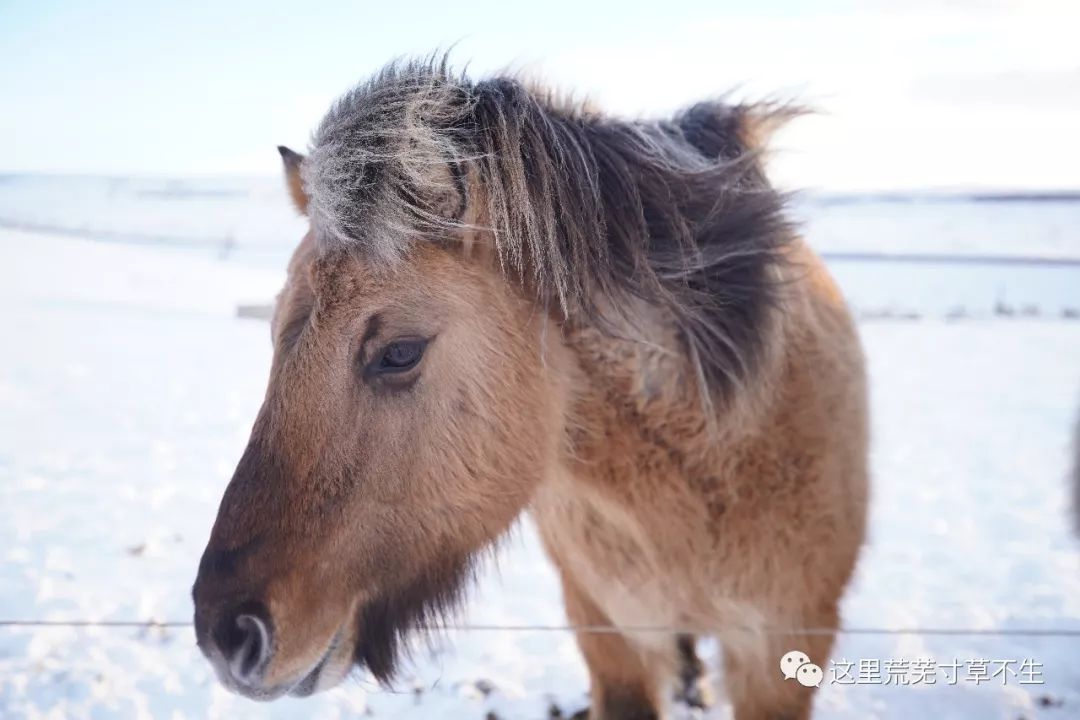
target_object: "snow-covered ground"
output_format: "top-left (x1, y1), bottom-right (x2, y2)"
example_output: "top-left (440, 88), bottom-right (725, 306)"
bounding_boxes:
top-left (1, 177), bottom-right (1079, 719)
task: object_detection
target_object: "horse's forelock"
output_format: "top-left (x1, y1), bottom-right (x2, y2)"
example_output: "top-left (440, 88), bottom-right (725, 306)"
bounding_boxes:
top-left (304, 57), bottom-right (793, 404)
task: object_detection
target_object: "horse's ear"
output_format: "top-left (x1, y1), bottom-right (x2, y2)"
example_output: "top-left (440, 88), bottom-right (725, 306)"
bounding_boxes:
top-left (277, 145), bottom-right (309, 215)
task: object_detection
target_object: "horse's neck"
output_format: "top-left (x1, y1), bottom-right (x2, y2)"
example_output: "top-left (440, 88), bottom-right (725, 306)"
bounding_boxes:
top-left (559, 298), bottom-right (784, 481)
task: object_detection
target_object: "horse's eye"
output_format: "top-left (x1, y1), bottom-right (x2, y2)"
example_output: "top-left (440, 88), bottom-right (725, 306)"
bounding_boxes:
top-left (376, 339), bottom-right (427, 373)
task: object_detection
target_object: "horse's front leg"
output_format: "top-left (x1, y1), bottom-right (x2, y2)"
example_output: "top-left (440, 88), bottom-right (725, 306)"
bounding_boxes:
top-left (559, 571), bottom-right (668, 720)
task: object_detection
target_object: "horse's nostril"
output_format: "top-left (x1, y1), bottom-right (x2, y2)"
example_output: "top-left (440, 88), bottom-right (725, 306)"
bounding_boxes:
top-left (216, 605), bottom-right (273, 685)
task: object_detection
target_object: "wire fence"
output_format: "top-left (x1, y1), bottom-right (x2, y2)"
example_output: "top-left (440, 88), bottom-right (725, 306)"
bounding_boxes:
top-left (1, 619), bottom-right (1078, 638)
top-left (818, 250), bottom-right (1080, 267)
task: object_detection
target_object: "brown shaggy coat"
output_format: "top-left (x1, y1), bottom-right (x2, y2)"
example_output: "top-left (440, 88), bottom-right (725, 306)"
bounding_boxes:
top-left (192, 58), bottom-right (869, 720)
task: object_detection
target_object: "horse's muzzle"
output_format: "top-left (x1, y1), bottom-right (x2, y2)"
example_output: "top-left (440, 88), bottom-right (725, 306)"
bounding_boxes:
top-left (193, 600), bottom-right (284, 699)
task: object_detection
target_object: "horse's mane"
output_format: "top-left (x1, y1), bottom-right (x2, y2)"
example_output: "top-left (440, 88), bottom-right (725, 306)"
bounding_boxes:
top-left (304, 56), bottom-right (794, 403)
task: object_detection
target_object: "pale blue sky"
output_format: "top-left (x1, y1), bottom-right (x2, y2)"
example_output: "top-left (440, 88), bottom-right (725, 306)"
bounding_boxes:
top-left (2, 0), bottom-right (1077, 189)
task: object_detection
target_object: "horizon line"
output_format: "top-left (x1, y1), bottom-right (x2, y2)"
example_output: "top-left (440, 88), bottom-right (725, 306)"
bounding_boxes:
top-left (3, 171), bottom-right (1080, 200)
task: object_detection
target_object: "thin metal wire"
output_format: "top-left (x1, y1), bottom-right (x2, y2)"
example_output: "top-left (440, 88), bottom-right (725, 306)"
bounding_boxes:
top-left (1, 619), bottom-right (1078, 637)
top-left (819, 250), bottom-right (1080, 268)
top-left (0, 620), bottom-right (193, 628)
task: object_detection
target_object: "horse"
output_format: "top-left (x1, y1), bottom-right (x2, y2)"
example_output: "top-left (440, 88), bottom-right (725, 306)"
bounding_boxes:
top-left (192, 57), bottom-right (869, 720)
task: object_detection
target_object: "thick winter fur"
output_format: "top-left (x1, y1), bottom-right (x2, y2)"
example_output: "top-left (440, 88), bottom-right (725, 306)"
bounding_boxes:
top-left (193, 57), bottom-right (869, 720)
